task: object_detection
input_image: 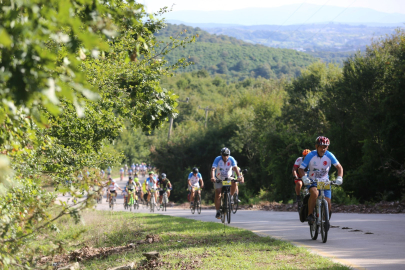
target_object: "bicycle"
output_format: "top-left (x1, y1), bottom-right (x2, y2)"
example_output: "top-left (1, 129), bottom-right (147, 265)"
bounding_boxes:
top-left (190, 187), bottom-right (202, 215)
top-left (216, 177), bottom-right (239, 224)
top-left (149, 188), bottom-right (157, 213)
top-left (308, 178), bottom-right (336, 243)
top-left (109, 192), bottom-right (116, 211)
top-left (159, 188), bottom-right (171, 212)
top-left (127, 191), bottom-right (136, 211)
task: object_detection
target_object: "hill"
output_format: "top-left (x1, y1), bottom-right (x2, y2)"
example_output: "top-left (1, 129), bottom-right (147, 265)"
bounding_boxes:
top-left (156, 24), bottom-right (315, 80)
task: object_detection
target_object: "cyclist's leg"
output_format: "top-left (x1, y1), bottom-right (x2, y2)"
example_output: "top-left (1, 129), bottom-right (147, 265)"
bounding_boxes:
top-left (324, 189), bottom-right (332, 218)
top-left (190, 187), bottom-right (195, 203)
top-left (307, 186), bottom-right (319, 216)
top-left (147, 190), bottom-right (151, 202)
top-left (159, 190), bottom-right (163, 204)
top-left (214, 183), bottom-right (223, 211)
top-left (167, 190), bottom-right (170, 199)
top-left (295, 179), bottom-right (303, 202)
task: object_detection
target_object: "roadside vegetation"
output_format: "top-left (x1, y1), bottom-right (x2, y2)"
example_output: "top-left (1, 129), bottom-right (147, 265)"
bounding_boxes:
top-left (116, 28), bottom-right (405, 206)
top-left (35, 210), bottom-right (349, 270)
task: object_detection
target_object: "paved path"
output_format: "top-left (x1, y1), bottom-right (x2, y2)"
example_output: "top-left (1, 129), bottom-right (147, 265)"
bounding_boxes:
top-left (59, 176), bottom-right (405, 270)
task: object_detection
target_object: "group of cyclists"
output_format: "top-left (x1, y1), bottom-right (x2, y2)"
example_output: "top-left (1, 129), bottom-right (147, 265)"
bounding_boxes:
top-left (119, 163), bottom-right (153, 180)
top-left (100, 135), bottom-right (343, 225)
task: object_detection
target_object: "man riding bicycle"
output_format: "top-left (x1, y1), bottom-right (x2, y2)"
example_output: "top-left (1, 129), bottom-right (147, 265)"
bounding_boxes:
top-left (124, 177), bottom-right (136, 206)
top-left (210, 147), bottom-right (243, 219)
top-left (107, 178), bottom-right (122, 203)
top-left (299, 136), bottom-right (343, 225)
top-left (157, 173), bottom-right (172, 206)
top-left (146, 171), bottom-right (157, 204)
top-left (188, 168), bottom-right (204, 207)
top-left (292, 149), bottom-right (311, 205)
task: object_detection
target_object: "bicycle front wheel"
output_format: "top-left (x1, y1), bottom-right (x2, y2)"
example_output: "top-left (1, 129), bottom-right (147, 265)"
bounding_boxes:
top-left (221, 193), bottom-right (226, 223)
top-left (320, 201), bottom-right (330, 243)
top-left (310, 208), bottom-right (318, 240)
top-left (197, 193), bottom-right (202, 214)
top-left (226, 193), bottom-right (231, 224)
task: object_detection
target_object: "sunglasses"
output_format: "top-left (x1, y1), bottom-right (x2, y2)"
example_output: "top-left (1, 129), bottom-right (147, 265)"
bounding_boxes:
top-left (222, 154), bottom-right (229, 156)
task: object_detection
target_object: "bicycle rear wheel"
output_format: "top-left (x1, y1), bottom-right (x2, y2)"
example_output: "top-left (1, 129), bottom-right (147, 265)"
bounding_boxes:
top-left (226, 193), bottom-right (231, 224)
top-left (320, 202), bottom-right (329, 243)
top-left (231, 193), bottom-right (239, 214)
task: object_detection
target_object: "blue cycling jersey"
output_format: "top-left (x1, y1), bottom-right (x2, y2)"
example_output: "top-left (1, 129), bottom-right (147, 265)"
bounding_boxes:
top-left (300, 150), bottom-right (339, 180)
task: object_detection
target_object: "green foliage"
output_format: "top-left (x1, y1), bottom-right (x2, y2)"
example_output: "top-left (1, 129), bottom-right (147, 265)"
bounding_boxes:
top-left (0, 1), bottom-right (195, 267)
top-left (156, 24), bottom-right (315, 80)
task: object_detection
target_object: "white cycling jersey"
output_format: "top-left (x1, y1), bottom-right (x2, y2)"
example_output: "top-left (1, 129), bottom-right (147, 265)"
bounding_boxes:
top-left (146, 177), bottom-right (157, 189)
top-left (108, 183), bottom-right (120, 191)
top-left (212, 156), bottom-right (237, 180)
top-left (300, 150), bottom-right (339, 180)
top-left (188, 172), bottom-right (202, 187)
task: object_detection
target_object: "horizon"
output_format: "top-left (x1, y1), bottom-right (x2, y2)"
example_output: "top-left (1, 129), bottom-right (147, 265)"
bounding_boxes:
top-left (144, 0), bottom-right (405, 15)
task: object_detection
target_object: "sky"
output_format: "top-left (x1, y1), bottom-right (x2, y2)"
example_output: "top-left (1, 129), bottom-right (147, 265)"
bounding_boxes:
top-left (143, 0), bottom-right (405, 14)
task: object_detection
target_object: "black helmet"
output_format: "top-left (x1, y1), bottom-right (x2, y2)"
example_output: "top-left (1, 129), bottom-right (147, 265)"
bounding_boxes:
top-left (192, 167), bottom-right (199, 174)
top-left (128, 176), bottom-right (132, 180)
top-left (161, 173), bottom-right (166, 179)
top-left (221, 147), bottom-right (230, 156)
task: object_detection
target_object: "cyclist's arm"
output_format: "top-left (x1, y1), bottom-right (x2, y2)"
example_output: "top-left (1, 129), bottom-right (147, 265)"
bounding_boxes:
top-left (334, 163), bottom-right (343, 177)
top-left (187, 179), bottom-right (192, 187)
top-left (292, 166), bottom-right (299, 179)
top-left (210, 167), bottom-right (216, 181)
top-left (199, 178), bottom-right (204, 187)
top-left (232, 166), bottom-right (242, 182)
top-left (298, 168), bottom-right (306, 178)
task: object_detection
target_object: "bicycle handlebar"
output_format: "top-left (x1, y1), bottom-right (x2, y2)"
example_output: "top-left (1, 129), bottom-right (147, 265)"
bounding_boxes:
top-left (309, 178), bottom-right (337, 185)
top-left (215, 177), bottom-right (241, 183)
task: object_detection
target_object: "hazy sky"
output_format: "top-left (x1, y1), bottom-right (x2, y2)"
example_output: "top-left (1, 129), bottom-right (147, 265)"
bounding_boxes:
top-left (143, 0), bottom-right (405, 14)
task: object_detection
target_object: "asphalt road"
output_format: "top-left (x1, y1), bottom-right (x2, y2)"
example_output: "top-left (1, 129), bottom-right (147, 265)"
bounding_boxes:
top-left (59, 176), bottom-right (405, 270)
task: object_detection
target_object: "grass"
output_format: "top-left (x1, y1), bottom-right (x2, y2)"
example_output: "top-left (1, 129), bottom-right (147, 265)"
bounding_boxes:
top-left (34, 210), bottom-right (350, 269)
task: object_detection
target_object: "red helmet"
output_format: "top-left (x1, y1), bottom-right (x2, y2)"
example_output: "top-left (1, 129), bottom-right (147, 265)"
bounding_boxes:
top-left (302, 149), bottom-right (311, 156)
top-left (315, 136), bottom-right (330, 146)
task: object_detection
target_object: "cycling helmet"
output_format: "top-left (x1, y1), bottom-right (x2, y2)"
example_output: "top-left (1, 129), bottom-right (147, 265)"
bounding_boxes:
top-left (134, 178), bottom-right (139, 182)
top-left (148, 171), bottom-right (153, 175)
top-left (110, 179), bottom-right (115, 182)
top-left (302, 149), bottom-right (311, 156)
top-left (192, 167), bottom-right (199, 174)
top-left (315, 136), bottom-right (330, 146)
top-left (221, 147), bottom-right (230, 156)
top-left (128, 176), bottom-right (132, 180)
top-left (161, 173), bottom-right (166, 179)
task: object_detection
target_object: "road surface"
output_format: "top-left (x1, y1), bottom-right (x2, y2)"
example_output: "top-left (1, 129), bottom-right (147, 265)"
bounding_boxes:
top-left (59, 176), bottom-right (405, 270)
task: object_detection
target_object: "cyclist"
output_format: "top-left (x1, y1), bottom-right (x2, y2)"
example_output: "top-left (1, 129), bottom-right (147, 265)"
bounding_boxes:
top-left (292, 149), bottom-right (311, 206)
top-left (119, 167), bottom-right (124, 180)
top-left (128, 168), bottom-right (133, 177)
top-left (135, 164), bottom-right (139, 174)
top-left (133, 175), bottom-right (142, 202)
top-left (101, 169), bottom-right (105, 179)
top-left (146, 171), bottom-right (157, 204)
top-left (124, 164), bottom-right (128, 176)
top-left (107, 178), bottom-right (122, 203)
top-left (107, 166), bottom-right (112, 176)
top-left (299, 136), bottom-right (343, 225)
top-left (211, 147), bottom-right (243, 219)
top-left (231, 166), bottom-right (244, 204)
top-left (188, 168), bottom-right (204, 207)
top-left (131, 163), bottom-right (135, 173)
top-left (157, 173), bottom-right (172, 206)
top-left (124, 177), bottom-right (136, 206)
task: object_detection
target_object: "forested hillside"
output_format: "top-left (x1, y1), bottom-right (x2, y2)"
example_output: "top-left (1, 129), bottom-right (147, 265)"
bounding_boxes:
top-left (118, 29), bottom-right (405, 205)
top-left (155, 24), bottom-right (315, 80)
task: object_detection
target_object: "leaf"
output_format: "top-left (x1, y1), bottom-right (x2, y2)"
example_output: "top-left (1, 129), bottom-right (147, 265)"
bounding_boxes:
top-left (0, 28), bottom-right (12, 48)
